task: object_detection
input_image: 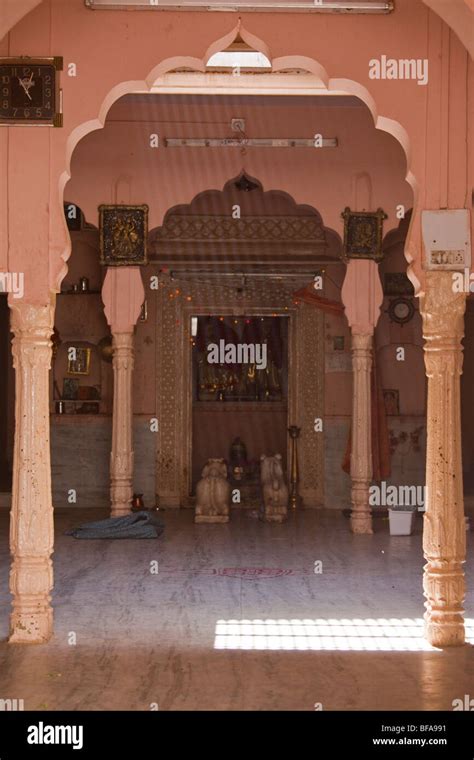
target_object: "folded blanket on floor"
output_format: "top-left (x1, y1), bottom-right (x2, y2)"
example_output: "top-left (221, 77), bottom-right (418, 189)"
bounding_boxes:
top-left (65, 511), bottom-right (164, 539)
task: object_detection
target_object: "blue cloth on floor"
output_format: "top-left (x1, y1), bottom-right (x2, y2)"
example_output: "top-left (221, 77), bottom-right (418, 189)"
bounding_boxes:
top-left (65, 511), bottom-right (164, 539)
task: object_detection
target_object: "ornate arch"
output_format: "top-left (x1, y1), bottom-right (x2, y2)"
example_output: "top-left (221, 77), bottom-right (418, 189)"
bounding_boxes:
top-left (148, 174), bottom-right (342, 269)
top-left (57, 21), bottom-right (420, 295)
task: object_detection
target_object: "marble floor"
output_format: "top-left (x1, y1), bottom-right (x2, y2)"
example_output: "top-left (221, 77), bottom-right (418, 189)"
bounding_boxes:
top-left (0, 508), bottom-right (473, 711)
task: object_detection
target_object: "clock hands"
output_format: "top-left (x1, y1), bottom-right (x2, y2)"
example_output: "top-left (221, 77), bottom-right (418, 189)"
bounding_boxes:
top-left (17, 77), bottom-right (32, 101)
top-left (17, 77), bottom-right (28, 97)
top-left (17, 72), bottom-right (35, 101)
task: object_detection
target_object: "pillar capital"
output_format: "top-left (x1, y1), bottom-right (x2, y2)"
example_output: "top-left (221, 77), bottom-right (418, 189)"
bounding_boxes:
top-left (421, 271), bottom-right (466, 370)
top-left (102, 267), bottom-right (145, 334)
top-left (351, 332), bottom-right (373, 369)
top-left (9, 299), bottom-right (55, 334)
top-left (112, 331), bottom-right (135, 371)
top-left (342, 259), bottom-right (383, 335)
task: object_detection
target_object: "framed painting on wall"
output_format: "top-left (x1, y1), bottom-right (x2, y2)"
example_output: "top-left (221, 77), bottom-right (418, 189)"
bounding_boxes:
top-left (67, 347), bottom-right (91, 376)
top-left (341, 207), bottom-right (387, 262)
top-left (99, 204), bottom-right (149, 266)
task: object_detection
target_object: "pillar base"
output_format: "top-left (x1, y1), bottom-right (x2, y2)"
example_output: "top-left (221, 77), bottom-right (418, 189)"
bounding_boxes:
top-left (424, 613), bottom-right (465, 648)
top-left (423, 557), bottom-right (465, 647)
top-left (110, 471), bottom-right (133, 518)
top-left (9, 605), bottom-right (53, 644)
top-left (194, 515), bottom-right (229, 524)
top-left (111, 506), bottom-right (132, 518)
top-left (350, 481), bottom-right (373, 534)
top-left (350, 515), bottom-right (373, 535)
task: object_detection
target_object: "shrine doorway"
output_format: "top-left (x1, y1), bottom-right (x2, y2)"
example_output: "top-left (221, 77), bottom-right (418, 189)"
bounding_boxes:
top-left (191, 314), bottom-right (289, 506)
top-left (149, 174), bottom-right (342, 509)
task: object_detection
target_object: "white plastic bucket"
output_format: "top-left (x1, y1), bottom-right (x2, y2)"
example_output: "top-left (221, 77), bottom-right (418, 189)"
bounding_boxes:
top-left (388, 509), bottom-right (415, 536)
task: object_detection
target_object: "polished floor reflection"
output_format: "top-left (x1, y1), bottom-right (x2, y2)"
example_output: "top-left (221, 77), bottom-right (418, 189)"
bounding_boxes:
top-left (0, 508), bottom-right (473, 711)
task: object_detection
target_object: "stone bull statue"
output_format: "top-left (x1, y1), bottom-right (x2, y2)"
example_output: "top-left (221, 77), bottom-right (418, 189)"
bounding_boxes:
top-left (195, 458), bottom-right (230, 524)
top-left (260, 454), bottom-right (289, 523)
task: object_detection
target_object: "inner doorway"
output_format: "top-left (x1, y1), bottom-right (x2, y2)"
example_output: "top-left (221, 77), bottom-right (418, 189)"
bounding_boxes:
top-left (191, 314), bottom-right (289, 505)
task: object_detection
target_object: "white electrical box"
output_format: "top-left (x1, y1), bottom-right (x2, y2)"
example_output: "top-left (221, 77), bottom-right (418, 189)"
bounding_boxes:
top-left (422, 209), bottom-right (471, 270)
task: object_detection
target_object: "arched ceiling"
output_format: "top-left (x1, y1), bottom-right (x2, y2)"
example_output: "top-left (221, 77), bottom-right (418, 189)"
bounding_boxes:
top-left (0, 0), bottom-right (42, 42)
top-left (422, 0), bottom-right (474, 59)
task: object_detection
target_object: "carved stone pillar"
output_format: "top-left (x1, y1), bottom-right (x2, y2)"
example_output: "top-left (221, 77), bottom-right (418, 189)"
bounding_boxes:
top-left (102, 267), bottom-right (144, 518)
top-left (350, 332), bottom-right (374, 534)
top-left (9, 301), bottom-right (54, 644)
top-left (110, 331), bottom-right (134, 517)
top-left (420, 271), bottom-right (466, 647)
top-left (341, 260), bottom-right (383, 535)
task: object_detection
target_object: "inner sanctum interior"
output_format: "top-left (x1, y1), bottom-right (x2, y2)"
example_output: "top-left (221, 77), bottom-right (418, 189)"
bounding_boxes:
top-left (1, 91), bottom-right (434, 515)
top-left (2, 87), bottom-right (474, 517)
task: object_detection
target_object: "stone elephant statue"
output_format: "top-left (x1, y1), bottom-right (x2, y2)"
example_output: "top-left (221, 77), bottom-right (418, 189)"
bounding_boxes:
top-left (195, 458), bottom-right (230, 524)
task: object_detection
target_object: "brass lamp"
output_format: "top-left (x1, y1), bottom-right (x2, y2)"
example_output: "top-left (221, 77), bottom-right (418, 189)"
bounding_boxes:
top-left (288, 425), bottom-right (302, 511)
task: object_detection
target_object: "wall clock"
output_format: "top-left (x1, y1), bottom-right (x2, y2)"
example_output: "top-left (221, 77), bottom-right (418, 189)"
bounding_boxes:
top-left (0, 57), bottom-right (63, 127)
top-left (387, 297), bottom-right (415, 325)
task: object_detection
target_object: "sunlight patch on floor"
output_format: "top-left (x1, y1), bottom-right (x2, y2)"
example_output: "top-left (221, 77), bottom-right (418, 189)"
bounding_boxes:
top-left (214, 618), bottom-right (474, 651)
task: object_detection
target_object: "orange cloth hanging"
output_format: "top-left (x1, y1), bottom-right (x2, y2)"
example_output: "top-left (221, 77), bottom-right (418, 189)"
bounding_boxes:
top-left (291, 282), bottom-right (391, 481)
top-left (292, 286), bottom-right (345, 316)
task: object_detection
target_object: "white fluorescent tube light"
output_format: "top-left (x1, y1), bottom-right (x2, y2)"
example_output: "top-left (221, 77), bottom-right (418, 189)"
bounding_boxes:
top-left (165, 137), bottom-right (337, 147)
top-left (85, 1), bottom-right (394, 15)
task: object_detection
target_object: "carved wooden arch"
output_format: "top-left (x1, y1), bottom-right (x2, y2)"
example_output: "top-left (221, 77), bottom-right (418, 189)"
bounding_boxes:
top-left (148, 174), bottom-right (342, 268)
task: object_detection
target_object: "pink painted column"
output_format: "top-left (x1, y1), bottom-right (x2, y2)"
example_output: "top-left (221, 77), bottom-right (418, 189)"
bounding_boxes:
top-left (102, 268), bottom-right (144, 517)
top-left (9, 300), bottom-right (55, 644)
top-left (341, 260), bottom-right (383, 535)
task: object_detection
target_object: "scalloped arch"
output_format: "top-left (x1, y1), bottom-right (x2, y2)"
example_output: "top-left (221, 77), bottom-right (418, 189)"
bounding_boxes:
top-left (57, 21), bottom-right (418, 294)
top-left (148, 172), bottom-right (343, 260)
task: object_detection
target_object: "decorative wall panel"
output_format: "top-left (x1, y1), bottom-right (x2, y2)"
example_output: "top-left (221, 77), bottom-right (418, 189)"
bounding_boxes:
top-left (155, 283), bottom-right (181, 505)
top-left (295, 303), bottom-right (325, 506)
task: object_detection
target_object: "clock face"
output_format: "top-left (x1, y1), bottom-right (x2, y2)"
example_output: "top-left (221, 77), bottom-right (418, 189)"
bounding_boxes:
top-left (0, 59), bottom-right (61, 125)
top-left (394, 301), bottom-right (410, 320)
top-left (388, 297), bottom-right (415, 325)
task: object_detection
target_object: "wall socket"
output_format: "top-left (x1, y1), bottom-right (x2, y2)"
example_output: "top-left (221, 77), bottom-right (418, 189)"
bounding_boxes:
top-left (231, 118), bottom-right (246, 133)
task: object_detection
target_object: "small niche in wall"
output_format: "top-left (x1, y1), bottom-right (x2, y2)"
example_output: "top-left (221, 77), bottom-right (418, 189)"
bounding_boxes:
top-left (52, 214), bottom-right (113, 415)
top-left (52, 340), bottom-right (104, 415)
